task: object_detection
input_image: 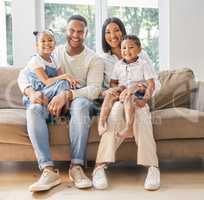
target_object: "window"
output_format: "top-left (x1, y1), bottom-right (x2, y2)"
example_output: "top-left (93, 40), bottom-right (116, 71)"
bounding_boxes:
top-left (2, 0), bottom-right (159, 69)
top-left (5, 1), bottom-right (13, 65)
top-left (108, 0), bottom-right (159, 70)
top-left (44, 0), bottom-right (95, 50)
top-left (0, 0), bottom-right (13, 65)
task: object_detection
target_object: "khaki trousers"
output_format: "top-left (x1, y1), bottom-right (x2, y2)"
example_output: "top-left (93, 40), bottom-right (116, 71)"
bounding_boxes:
top-left (96, 102), bottom-right (158, 167)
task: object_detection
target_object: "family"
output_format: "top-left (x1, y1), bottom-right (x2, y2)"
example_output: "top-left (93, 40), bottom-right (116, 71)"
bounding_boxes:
top-left (17, 15), bottom-right (160, 192)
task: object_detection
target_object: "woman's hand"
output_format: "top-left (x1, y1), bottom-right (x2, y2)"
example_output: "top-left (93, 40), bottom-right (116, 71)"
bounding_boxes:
top-left (134, 98), bottom-right (147, 108)
top-left (119, 89), bottom-right (128, 102)
top-left (102, 87), bottom-right (121, 97)
top-left (127, 83), bottom-right (146, 95)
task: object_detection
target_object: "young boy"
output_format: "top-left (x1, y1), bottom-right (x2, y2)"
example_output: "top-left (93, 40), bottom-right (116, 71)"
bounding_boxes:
top-left (98, 35), bottom-right (156, 138)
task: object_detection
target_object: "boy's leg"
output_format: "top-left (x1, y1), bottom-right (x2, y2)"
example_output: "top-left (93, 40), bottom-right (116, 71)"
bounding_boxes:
top-left (118, 95), bottom-right (135, 138)
top-left (98, 93), bottom-right (119, 135)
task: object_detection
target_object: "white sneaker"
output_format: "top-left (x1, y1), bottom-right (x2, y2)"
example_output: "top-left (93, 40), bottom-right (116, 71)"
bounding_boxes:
top-left (92, 165), bottom-right (108, 190)
top-left (69, 165), bottom-right (92, 189)
top-left (144, 166), bottom-right (160, 191)
top-left (29, 168), bottom-right (61, 192)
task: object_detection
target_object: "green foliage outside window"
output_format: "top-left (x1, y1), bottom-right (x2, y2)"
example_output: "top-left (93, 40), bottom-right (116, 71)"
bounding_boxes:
top-left (108, 7), bottom-right (159, 70)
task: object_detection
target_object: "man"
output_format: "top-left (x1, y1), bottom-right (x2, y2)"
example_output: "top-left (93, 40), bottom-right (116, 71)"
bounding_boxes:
top-left (18, 15), bottom-right (104, 192)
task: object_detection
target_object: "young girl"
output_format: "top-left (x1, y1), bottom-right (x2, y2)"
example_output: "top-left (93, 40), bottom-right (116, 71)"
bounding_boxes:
top-left (98, 35), bottom-right (155, 138)
top-left (22, 29), bottom-right (79, 108)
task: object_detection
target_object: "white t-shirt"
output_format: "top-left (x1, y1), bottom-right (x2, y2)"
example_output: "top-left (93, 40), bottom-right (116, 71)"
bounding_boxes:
top-left (17, 54), bottom-right (59, 93)
top-left (111, 57), bottom-right (156, 86)
top-left (101, 49), bottom-right (153, 88)
top-left (26, 54), bottom-right (59, 72)
top-left (18, 45), bottom-right (104, 100)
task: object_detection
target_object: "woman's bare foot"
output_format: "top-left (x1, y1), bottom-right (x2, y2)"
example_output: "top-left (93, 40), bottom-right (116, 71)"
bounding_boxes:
top-left (98, 120), bottom-right (107, 136)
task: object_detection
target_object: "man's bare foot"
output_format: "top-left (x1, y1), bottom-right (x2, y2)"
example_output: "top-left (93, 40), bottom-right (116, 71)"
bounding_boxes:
top-left (98, 120), bottom-right (107, 136)
top-left (118, 126), bottom-right (133, 138)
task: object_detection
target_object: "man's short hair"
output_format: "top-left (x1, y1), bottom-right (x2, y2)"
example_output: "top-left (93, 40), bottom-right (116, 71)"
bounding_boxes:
top-left (67, 15), bottom-right (87, 27)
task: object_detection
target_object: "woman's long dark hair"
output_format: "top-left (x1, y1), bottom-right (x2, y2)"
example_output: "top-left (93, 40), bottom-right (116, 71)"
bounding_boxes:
top-left (102, 17), bottom-right (127, 53)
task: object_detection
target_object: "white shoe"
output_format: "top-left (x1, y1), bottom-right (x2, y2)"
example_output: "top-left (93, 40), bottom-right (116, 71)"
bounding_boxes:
top-left (69, 165), bottom-right (92, 189)
top-left (92, 165), bottom-right (108, 190)
top-left (29, 168), bottom-right (61, 192)
top-left (144, 166), bottom-right (160, 191)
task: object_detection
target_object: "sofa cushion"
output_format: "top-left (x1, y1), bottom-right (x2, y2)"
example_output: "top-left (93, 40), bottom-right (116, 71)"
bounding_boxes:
top-left (0, 109), bottom-right (69, 145)
top-left (0, 67), bottom-right (23, 109)
top-left (152, 107), bottom-right (204, 140)
top-left (150, 68), bottom-right (196, 110)
top-left (1, 108), bottom-right (204, 146)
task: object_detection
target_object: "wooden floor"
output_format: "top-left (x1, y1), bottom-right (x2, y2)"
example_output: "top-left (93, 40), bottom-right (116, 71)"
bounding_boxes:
top-left (0, 160), bottom-right (204, 200)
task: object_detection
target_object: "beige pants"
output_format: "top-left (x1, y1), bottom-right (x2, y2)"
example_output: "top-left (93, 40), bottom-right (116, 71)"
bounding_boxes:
top-left (96, 102), bottom-right (158, 167)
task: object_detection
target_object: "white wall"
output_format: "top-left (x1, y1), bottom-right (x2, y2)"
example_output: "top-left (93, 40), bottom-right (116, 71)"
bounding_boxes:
top-left (12, 0), bottom-right (44, 66)
top-left (159, 0), bottom-right (204, 80)
top-left (0, 1), bottom-right (7, 65)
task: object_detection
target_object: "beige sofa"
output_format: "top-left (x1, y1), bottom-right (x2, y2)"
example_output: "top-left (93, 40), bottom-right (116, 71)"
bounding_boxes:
top-left (0, 66), bottom-right (204, 162)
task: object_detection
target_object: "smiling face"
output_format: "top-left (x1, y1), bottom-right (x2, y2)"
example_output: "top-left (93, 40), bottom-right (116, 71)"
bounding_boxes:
top-left (36, 33), bottom-right (55, 56)
top-left (66, 19), bottom-right (87, 50)
top-left (121, 39), bottom-right (141, 63)
top-left (105, 22), bottom-right (123, 49)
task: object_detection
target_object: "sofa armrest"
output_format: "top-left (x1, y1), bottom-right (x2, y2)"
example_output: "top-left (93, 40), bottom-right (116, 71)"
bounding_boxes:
top-left (191, 81), bottom-right (204, 111)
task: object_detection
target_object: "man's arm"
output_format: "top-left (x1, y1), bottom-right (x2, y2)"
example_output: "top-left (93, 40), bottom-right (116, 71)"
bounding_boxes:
top-left (71, 56), bottom-right (104, 100)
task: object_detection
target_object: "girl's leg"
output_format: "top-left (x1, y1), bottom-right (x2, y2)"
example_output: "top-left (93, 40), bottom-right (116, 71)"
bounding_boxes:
top-left (98, 93), bottom-right (119, 135)
top-left (118, 95), bottom-right (135, 138)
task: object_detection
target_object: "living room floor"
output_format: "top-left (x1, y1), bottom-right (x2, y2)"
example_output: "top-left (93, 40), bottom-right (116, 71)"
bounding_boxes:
top-left (0, 160), bottom-right (204, 200)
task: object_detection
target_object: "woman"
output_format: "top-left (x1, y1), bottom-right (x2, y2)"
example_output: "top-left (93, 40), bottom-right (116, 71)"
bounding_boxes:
top-left (92, 17), bottom-right (160, 191)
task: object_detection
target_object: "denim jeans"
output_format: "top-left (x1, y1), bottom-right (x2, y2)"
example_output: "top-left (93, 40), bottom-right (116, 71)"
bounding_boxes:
top-left (23, 66), bottom-right (70, 108)
top-left (26, 97), bottom-right (96, 170)
top-left (69, 97), bottom-right (96, 166)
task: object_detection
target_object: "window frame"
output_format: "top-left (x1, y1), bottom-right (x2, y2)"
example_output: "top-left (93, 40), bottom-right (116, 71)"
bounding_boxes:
top-left (2, 0), bottom-right (158, 66)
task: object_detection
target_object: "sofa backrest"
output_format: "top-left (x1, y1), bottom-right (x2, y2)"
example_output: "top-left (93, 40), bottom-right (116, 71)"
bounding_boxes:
top-left (0, 66), bottom-right (197, 110)
top-left (0, 66), bottom-right (23, 109)
top-left (150, 68), bottom-right (196, 110)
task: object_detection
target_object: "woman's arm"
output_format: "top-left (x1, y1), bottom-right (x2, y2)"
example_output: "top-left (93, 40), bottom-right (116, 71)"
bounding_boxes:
top-left (144, 79), bottom-right (155, 101)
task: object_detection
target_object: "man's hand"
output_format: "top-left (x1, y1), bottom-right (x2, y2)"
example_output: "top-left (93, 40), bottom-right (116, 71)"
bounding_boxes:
top-left (28, 90), bottom-right (48, 105)
top-left (48, 90), bottom-right (73, 117)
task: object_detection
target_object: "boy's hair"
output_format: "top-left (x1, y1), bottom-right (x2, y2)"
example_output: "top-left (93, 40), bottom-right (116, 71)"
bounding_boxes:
top-left (33, 29), bottom-right (55, 42)
top-left (122, 35), bottom-right (141, 48)
top-left (67, 15), bottom-right (87, 27)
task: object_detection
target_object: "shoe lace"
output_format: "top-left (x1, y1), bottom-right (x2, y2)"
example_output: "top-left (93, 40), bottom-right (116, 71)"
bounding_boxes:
top-left (73, 166), bottom-right (87, 181)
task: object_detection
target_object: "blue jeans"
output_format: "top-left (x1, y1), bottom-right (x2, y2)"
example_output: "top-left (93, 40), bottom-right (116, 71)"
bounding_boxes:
top-left (23, 80), bottom-right (70, 108)
top-left (23, 65), bottom-right (70, 107)
top-left (26, 97), bottom-right (96, 170)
